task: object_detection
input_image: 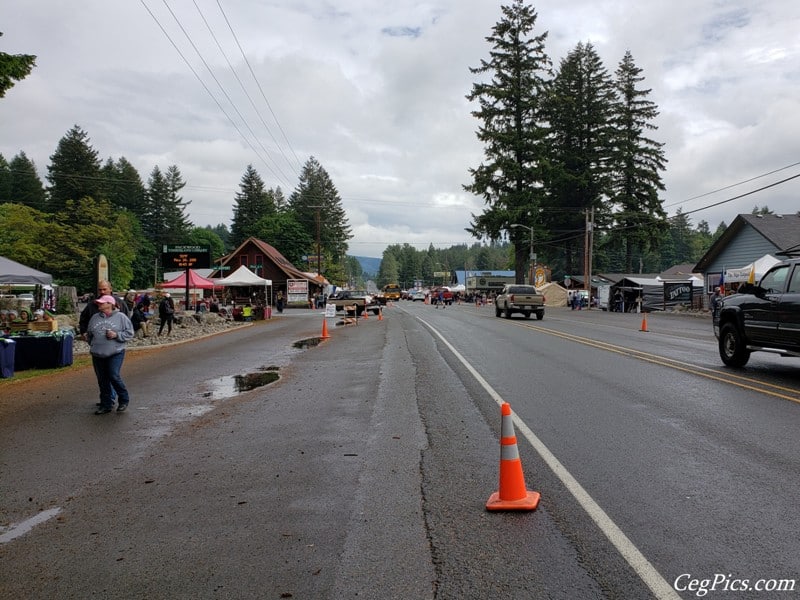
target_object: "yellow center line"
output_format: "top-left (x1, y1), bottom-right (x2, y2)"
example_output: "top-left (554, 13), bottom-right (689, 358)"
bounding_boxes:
top-left (513, 321), bottom-right (800, 404)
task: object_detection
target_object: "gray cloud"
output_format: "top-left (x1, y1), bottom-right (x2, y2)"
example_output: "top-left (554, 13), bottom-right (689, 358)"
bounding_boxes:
top-left (2, 0), bottom-right (799, 258)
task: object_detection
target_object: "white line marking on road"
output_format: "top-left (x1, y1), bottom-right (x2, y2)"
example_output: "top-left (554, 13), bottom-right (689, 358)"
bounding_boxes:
top-left (418, 316), bottom-right (681, 600)
top-left (0, 507), bottom-right (62, 544)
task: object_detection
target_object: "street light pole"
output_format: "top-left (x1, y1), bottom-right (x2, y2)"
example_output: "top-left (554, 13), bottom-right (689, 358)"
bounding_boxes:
top-left (510, 223), bottom-right (535, 285)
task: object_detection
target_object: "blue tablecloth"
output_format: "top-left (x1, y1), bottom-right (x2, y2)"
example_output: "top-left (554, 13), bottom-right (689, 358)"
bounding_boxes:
top-left (4, 332), bottom-right (74, 371)
top-left (0, 338), bottom-right (14, 378)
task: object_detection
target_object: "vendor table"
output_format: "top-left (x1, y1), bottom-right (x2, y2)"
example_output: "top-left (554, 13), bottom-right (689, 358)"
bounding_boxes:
top-left (4, 332), bottom-right (74, 371)
top-left (0, 338), bottom-right (15, 378)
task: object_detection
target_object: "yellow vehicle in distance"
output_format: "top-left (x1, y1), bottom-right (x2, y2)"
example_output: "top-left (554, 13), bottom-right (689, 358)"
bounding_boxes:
top-left (377, 283), bottom-right (401, 305)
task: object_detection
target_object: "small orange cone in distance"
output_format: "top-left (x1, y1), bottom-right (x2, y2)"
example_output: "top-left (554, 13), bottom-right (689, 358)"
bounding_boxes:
top-left (378, 307), bottom-right (383, 321)
top-left (640, 313), bottom-right (649, 332)
top-left (486, 403), bottom-right (541, 511)
top-left (321, 317), bottom-right (330, 339)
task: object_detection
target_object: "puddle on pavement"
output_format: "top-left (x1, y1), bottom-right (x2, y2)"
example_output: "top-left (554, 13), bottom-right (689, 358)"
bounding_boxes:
top-left (202, 368), bottom-right (280, 398)
top-left (293, 337), bottom-right (323, 349)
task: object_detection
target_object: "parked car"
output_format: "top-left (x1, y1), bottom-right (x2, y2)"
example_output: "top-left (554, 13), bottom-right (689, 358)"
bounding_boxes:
top-left (713, 256), bottom-right (800, 367)
top-left (411, 291), bottom-right (426, 302)
top-left (16, 293), bottom-right (34, 302)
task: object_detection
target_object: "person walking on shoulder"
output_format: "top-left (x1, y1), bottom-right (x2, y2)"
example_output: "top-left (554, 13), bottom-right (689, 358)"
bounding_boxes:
top-left (158, 293), bottom-right (175, 336)
top-left (87, 295), bottom-right (134, 414)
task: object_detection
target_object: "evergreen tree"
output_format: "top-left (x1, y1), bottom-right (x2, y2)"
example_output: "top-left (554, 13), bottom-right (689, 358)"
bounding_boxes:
top-left (607, 51), bottom-right (668, 272)
top-left (464, 0), bottom-right (552, 284)
top-left (100, 157), bottom-right (146, 217)
top-left (164, 165), bottom-right (193, 238)
top-left (0, 154), bottom-right (11, 202)
top-left (0, 32), bottom-right (36, 97)
top-left (543, 42), bottom-right (616, 276)
top-left (9, 151), bottom-right (46, 211)
top-left (141, 166), bottom-right (170, 245)
top-left (46, 125), bottom-right (103, 212)
top-left (289, 156), bottom-right (352, 273)
top-left (377, 252), bottom-right (399, 287)
top-left (230, 165), bottom-right (274, 248)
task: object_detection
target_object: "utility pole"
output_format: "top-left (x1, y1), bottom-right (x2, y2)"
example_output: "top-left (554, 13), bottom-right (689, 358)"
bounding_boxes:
top-left (584, 207), bottom-right (595, 308)
top-left (309, 205), bottom-right (323, 277)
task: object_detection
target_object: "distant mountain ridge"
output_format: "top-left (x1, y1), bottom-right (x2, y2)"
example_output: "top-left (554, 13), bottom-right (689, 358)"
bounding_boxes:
top-left (352, 256), bottom-right (381, 276)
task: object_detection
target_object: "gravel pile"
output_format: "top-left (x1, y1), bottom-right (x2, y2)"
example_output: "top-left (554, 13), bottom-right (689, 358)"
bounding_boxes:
top-left (71, 312), bottom-right (250, 355)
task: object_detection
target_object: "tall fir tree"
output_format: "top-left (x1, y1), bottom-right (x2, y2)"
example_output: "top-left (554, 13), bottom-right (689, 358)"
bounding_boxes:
top-left (0, 154), bottom-right (11, 202)
top-left (9, 151), bottom-right (46, 211)
top-left (141, 166), bottom-right (170, 246)
top-left (607, 50), bottom-right (668, 273)
top-left (543, 42), bottom-right (617, 276)
top-left (289, 156), bottom-right (352, 274)
top-left (464, 0), bottom-right (552, 284)
top-left (230, 165), bottom-right (274, 248)
top-left (100, 157), bottom-right (146, 217)
top-left (46, 125), bottom-right (103, 213)
top-left (0, 32), bottom-right (36, 97)
top-left (163, 165), bottom-right (192, 237)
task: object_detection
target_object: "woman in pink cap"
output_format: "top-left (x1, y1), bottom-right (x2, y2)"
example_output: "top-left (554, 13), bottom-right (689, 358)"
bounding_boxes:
top-left (86, 294), bottom-right (134, 414)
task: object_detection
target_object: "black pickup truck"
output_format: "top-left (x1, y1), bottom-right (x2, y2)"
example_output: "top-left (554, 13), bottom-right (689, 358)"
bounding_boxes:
top-left (713, 256), bottom-right (800, 367)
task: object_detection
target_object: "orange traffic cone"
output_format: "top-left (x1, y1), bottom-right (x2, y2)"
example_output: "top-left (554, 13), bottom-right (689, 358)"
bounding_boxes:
top-left (640, 313), bottom-right (649, 332)
top-left (378, 307), bottom-right (383, 321)
top-left (362, 307), bottom-right (369, 320)
top-left (321, 317), bottom-right (330, 339)
top-left (486, 403), bottom-right (540, 511)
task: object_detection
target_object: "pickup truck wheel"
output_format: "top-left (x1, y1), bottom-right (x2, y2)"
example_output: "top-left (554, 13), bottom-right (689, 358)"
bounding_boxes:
top-left (719, 322), bottom-right (750, 367)
top-left (536, 310), bottom-right (544, 320)
top-left (495, 306), bottom-right (501, 317)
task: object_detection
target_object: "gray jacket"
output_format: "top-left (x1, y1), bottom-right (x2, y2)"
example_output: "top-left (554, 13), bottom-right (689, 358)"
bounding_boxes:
top-left (86, 309), bottom-right (134, 357)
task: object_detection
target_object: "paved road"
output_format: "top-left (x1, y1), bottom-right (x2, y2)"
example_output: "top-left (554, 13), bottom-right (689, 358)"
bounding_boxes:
top-left (1, 304), bottom-right (798, 599)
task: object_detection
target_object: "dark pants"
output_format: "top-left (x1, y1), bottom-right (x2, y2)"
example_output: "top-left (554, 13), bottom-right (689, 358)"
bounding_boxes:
top-left (159, 314), bottom-right (174, 335)
top-left (92, 351), bottom-right (129, 409)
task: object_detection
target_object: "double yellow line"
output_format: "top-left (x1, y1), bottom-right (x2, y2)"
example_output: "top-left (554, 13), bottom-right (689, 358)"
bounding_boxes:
top-left (515, 322), bottom-right (800, 405)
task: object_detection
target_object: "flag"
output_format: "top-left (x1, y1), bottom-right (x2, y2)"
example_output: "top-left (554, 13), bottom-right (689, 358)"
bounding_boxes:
top-left (719, 269), bottom-right (725, 294)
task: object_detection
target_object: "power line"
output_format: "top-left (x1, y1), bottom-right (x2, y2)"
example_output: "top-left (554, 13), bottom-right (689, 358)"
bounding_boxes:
top-left (139, 0), bottom-right (291, 188)
top-left (192, 0), bottom-right (299, 181)
top-left (156, 0), bottom-right (294, 188)
top-left (216, 0), bottom-right (304, 173)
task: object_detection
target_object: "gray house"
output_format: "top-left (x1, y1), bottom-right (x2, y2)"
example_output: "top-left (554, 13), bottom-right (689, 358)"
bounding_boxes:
top-left (693, 213), bottom-right (800, 294)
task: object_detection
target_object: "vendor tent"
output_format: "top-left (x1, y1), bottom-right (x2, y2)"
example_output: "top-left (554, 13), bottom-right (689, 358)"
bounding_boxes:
top-left (538, 282), bottom-right (568, 307)
top-left (218, 265), bottom-right (272, 287)
top-left (0, 256), bottom-right (53, 286)
top-left (161, 269), bottom-right (219, 289)
top-left (218, 265), bottom-right (272, 310)
top-left (724, 254), bottom-right (781, 283)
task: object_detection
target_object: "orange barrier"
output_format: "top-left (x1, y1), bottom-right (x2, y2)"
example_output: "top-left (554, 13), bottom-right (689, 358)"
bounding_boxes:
top-left (486, 403), bottom-right (541, 511)
top-left (321, 318), bottom-right (330, 339)
top-left (640, 313), bottom-right (649, 332)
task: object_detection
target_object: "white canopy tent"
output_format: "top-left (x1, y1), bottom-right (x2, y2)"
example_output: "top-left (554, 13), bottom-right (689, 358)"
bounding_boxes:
top-left (725, 254), bottom-right (780, 283)
top-left (217, 265), bottom-right (273, 311)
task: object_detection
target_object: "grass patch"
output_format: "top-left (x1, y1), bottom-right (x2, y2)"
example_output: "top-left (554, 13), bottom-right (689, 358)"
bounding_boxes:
top-left (0, 355), bottom-right (92, 387)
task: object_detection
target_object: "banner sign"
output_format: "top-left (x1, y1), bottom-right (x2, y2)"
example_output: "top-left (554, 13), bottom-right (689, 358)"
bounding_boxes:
top-left (664, 282), bottom-right (692, 304)
top-left (287, 279), bottom-right (308, 304)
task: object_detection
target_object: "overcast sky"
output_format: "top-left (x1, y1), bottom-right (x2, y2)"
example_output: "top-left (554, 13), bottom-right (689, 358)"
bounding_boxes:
top-left (2, 0), bottom-right (799, 258)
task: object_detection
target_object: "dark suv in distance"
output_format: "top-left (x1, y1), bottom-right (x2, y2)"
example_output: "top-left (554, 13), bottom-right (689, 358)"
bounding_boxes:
top-left (713, 254), bottom-right (800, 367)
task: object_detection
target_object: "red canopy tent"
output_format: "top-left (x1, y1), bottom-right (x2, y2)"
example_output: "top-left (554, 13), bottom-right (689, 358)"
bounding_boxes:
top-left (160, 269), bottom-right (218, 289)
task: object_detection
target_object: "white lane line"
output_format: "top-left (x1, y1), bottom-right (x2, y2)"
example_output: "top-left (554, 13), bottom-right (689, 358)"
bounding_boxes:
top-left (418, 316), bottom-right (680, 600)
top-left (0, 507), bottom-right (62, 544)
